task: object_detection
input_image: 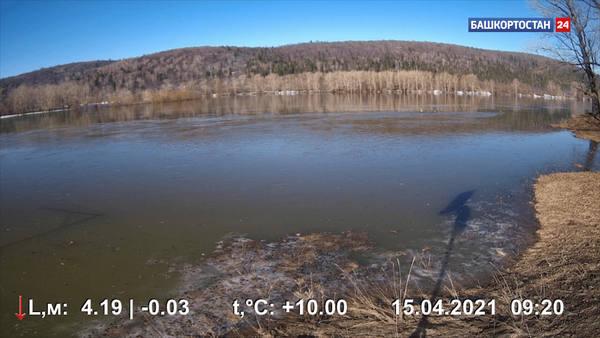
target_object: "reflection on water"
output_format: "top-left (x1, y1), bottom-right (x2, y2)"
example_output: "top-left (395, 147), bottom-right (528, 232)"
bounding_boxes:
top-left (0, 94), bottom-right (597, 336)
top-left (585, 141), bottom-right (598, 171)
top-left (0, 93), bottom-right (582, 134)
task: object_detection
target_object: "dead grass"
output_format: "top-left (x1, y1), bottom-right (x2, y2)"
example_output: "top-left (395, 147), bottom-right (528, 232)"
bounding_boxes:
top-left (553, 114), bottom-right (600, 142)
top-left (504, 172), bottom-right (600, 335)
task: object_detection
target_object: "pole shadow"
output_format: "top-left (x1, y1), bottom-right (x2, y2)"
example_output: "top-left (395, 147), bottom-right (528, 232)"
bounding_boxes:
top-left (410, 190), bottom-right (474, 338)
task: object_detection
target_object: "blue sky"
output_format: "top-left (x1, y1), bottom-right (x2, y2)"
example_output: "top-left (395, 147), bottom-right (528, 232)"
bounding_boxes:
top-left (1, 1), bottom-right (545, 78)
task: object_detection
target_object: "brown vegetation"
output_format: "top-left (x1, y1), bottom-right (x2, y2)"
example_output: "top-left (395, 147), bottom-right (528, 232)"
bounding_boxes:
top-left (497, 172), bottom-right (600, 335)
top-left (554, 113), bottom-right (600, 142)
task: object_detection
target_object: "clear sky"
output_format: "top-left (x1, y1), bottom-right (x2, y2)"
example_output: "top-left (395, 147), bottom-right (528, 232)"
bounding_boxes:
top-left (0, 0), bottom-right (545, 78)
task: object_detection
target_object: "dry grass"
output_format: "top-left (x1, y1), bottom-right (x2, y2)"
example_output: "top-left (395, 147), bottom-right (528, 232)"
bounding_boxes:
top-left (553, 114), bottom-right (600, 142)
top-left (504, 172), bottom-right (600, 335)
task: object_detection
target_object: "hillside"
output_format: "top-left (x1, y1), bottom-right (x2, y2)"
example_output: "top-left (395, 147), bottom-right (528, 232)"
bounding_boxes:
top-left (0, 41), bottom-right (582, 115)
top-left (0, 60), bottom-right (115, 88)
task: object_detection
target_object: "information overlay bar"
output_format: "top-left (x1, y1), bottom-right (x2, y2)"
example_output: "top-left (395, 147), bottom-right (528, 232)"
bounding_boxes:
top-left (468, 18), bottom-right (553, 32)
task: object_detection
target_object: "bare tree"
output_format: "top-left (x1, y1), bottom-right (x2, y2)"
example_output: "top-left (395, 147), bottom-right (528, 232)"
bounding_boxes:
top-left (534, 0), bottom-right (600, 118)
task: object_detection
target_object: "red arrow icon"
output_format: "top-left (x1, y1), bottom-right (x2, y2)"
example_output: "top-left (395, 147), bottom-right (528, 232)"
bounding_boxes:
top-left (15, 295), bottom-right (26, 320)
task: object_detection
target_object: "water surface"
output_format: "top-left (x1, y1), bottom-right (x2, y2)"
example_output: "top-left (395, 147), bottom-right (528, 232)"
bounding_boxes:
top-left (1, 94), bottom-right (597, 336)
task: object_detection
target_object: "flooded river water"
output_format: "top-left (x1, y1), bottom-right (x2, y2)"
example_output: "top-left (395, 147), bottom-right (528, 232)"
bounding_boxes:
top-left (1, 93), bottom-right (598, 336)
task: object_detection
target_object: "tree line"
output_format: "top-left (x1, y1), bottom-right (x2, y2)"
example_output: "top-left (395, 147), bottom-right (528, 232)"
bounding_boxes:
top-left (0, 40), bottom-right (587, 115)
top-left (1, 70), bottom-right (585, 115)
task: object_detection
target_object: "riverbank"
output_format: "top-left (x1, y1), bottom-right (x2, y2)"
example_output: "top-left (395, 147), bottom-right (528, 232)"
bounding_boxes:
top-left (452, 171), bottom-right (599, 337)
top-left (254, 171), bottom-right (599, 337)
top-left (263, 172), bottom-right (600, 336)
top-left (554, 114), bottom-right (600, 142)
top-left (500, 171), bottom-right (600, 335)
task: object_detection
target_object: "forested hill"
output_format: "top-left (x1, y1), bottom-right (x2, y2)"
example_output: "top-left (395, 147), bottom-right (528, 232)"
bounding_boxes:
top-left (1, 41), bottom-right (577, 92)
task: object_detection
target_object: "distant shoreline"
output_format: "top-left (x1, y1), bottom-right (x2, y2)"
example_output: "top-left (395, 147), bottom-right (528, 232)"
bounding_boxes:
top-left (0, 88), bottom-right (583, 119)
top-left (2, 41), bottom-right (585, 116)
